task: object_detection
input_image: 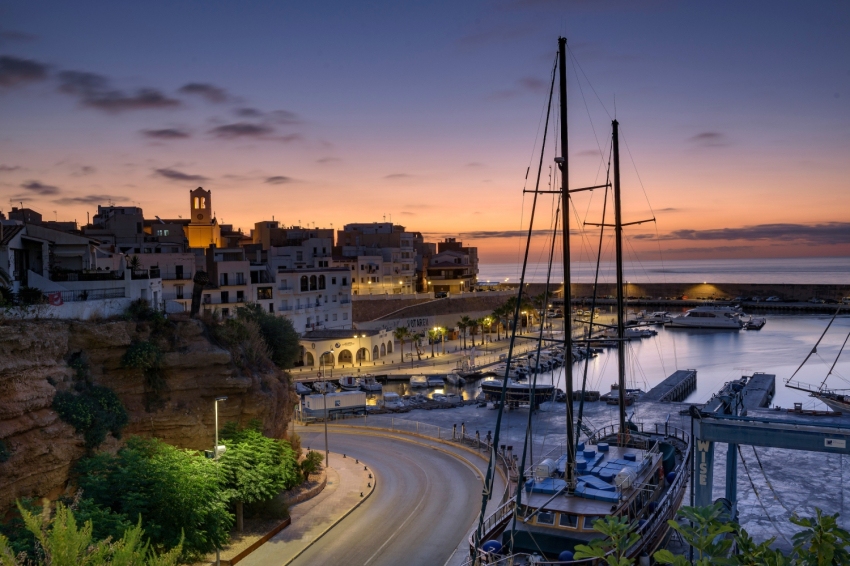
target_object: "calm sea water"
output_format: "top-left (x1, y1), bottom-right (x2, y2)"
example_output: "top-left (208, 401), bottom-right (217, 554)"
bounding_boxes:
top-left (479, 257), bottom-right (850, 285)
top-left (374, 312), bottom-right (850, 411)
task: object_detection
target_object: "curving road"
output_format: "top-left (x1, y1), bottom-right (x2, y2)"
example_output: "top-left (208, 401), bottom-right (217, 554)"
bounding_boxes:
top-left (291, 430), bottom-right (489, 566)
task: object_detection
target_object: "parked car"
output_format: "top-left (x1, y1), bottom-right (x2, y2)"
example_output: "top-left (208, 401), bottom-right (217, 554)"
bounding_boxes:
top-left (808, 297), bottom-right (825, 304)
top-left (435, 291), bottom-right (448, 298)
top-left (766, 296), bottom-right (781, 302)
top-left (824, 299), bottom-right (839, 304)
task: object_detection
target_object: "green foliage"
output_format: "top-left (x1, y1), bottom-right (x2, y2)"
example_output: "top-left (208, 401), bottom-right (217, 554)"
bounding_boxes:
top-left (573, 515), bottom-right (641, 566)
top-left (300, 451), bottom-right (324, 477)
top-left (790, 509), bottom-right (850, 566)
top-left (0, 498), bottom-right (42, 557)
top-left (655, 503), bottom-right (736, 566)
top-left (393, 327), bottom-right (410, 362)
top-left (0, 500), bottom-right (181, 566)
top-left (17, 286), bottom-right (45, 305)
top-left (121, 341), bottom-right (163, 372)
top-left (53, 385), bottom-right (128, 450)
top-left (235, 304), bottom-right (300, 368)
top-left (124, 298), bottom-right (167, 327)
top-left (74, 436), bottom-right (232, 559)
top-left (68, 353), bottom-right (90, 383)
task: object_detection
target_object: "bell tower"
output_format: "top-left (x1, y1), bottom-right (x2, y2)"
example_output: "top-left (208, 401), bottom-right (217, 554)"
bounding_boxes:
top-left (190, 187), bottom-right (211, 224)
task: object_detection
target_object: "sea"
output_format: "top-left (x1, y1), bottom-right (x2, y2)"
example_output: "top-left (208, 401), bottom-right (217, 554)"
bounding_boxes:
top-left (478, 256), bottom-right (850, 285)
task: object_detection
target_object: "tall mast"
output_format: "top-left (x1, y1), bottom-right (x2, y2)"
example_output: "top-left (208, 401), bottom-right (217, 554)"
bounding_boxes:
top-left (558, 37), bottom-right (575, 482)
top-left (612, 119), bottom-right (627, 435)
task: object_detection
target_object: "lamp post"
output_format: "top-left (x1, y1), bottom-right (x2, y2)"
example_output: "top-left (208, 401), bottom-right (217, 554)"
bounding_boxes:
top-left (440, 327), bottom-right (446, 355)
top-left (320, 350), bottom-right (333, 468)
top-left (213, 396), bottom-right (227, 566)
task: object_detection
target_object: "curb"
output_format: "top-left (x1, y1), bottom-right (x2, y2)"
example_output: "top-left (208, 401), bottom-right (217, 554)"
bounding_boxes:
top-left (281, 460), bottom-right (377, 566)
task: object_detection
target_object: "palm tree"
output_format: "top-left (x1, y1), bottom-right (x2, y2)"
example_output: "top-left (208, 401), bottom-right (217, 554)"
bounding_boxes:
top-left (458, 315), bottom-right (472, 349)
top-left (413, 332), bottom-right (424, 360)
top-left (469, 318), bottom-right (481, 347)
top-left (427, 328), bottom-right (439, 357)
top-left (127, 255), bottom-right (141, 272)
top-left (393, 327), bottom-right (410, 363)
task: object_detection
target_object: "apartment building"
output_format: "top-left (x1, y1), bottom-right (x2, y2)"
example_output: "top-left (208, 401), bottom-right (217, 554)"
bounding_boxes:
top-left (335, 222), bottom-right (417, 295)
top-left (426, 237), bottom-right (479, 294)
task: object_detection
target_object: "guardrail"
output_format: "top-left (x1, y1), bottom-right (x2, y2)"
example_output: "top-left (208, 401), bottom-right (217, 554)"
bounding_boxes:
top-left (57, 288), bottom-right (125, 302)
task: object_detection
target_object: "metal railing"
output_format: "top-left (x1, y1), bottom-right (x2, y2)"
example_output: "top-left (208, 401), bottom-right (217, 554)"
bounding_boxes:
top-left (56, 288), bottom-right (125, 302)
top-left (51, 270), bottom-right (123, 282)
top-left (160, 271), bottom-right (192, 281)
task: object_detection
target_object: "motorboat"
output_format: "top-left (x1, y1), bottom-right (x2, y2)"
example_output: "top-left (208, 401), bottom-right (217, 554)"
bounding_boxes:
top-left (382, 392), bottom-right (405, 410)
top-left (311, 381), bottom-right (335, 394)
top-left (666, 305), bottom-right (744, 329)
top-left (360, 375), bottom-right (382, 391)
top-left (409, 375), bottom-right (428, 388)
top-left (295, 382), bottom-right (312, 396)
top-left (479, 377), bottom-right (555, 409)
top-left (641, 311), bottom-right (672, 324)
top-left (445, 370), bottom-right (467, 385)
top-left (338, 376), bottom-right (360, 391)
top-left (427, 375), bottom-right (446, 387)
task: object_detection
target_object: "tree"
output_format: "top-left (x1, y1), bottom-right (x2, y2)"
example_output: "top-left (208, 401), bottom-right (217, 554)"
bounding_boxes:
top-left (74, 436), bottom-right (232, 559)
top-left (427, 328), bottom-right (439, 357)
top-left (573, 515), bottom-right (641, 566)
top-left (790, 509), bottom-right (850, 566)
top-left (393, 327), bottom-right (410, 363)
top-left (127, 255), bottom-right (142, 272)
top-left (0, 500), bottom-right (182, 566)
top-left (235, 304), bottom-right (300, 368)
top-left (219, 422), bottom-right (301, 532)
top-left (457, 316), bottom-right (472, 349)
top-left (468, 318), bottom-right (480, 347)
top-left (412, 332), bottom-right (424, 361)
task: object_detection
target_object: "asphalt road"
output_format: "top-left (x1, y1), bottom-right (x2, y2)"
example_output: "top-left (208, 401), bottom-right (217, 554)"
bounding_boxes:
top-left (293, 430), bottom-right (484, 566)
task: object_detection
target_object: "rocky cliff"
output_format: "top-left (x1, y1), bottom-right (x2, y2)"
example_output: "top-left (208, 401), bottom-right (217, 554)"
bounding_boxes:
top-left (0, 318), bottom-right (296, 512)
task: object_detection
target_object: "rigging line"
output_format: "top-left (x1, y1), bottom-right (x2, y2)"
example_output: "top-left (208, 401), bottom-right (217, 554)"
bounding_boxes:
top-left (568, 49), bottom-right (607, 167)
top-left (751, 446), bottom-right (796, 515)
top-left (566, 45), bottom-right (612, 120)
top-left (789, 306), bottom-right (842, 382)
top-left (738, 445), bottom-right (793, 545)
top-left (474, 48), bottom-right (558, 556)
top-left (576, 142), bottom-right (612, 448)
top-left (511, 193), bottom-right (562, 539)
top-left (821, 328), bottom-right (850, 390)
top-left (618, 127), bottom-right (658, 227)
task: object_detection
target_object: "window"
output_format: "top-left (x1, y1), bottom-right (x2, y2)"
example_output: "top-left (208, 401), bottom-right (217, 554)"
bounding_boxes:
top-left (313, 247), bottom-right (317, 254)
top-left (325, 314), bottom-right (328, 321)
top-left (220, 273), bottom-right (229, 286)
top-left (584, 516), bottom-right (602, 530)
top-left (236, 290), bottom-right (244, 302)
top-left (300, 276), bottom-right (308, 291)
top-left (333, 314), bottom-right (338, 321)
top-left (332, 295), bottom-right (337, 302)
top-left (296, 251), bottom-right (303, 261)
top-left (559, 514), bottom-right (578, 528)
top-left (310, 275), bottom-right (317, 290)
top-left (193, 196), bottom-right (206, 209)
top-left (257, 287), bottom-right (273, 300)
top-left (269, 303), bottom-right (274, 313)
top-left (332, 277), bottom-right (337, 285)
top-left (175, 265), bottom-right (184, 279)
top-left (343, 313), bottom-right (348, 320)
top-left (221, 291), bottom-right (229, 304)
top-left (318, 275), bottom-right (326, 290)
top-left (175, 285), bottom-right (184, 299)
top-left (342, 277), bottom-right (348, 286)
top-left (536, 511), bottom-right (555, 525)
top-left (361, 277), bottom-right (365, 283)
top-left (156, 229), bottom-right (170, 236)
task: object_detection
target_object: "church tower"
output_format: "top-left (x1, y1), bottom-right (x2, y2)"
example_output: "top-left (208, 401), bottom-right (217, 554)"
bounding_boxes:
top-left (190, 187), bottom-right (212, 224)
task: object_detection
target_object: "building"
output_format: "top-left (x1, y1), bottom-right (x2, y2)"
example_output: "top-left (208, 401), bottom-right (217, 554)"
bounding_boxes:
top-left (185, 187), bottom-right (223, 248)
top-left (336, 222), bottom-right (417, 295)
top-left (297, 328), bottom-right (394, 368)
top-left (426, 237), bottom-right (479, 294)
top-left (200, 245), bottom-right (252, 318)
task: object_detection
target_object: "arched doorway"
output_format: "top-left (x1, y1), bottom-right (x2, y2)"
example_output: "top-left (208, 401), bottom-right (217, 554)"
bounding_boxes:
top-left (373, 345), bottom-right (379, 360)
top-left (338, 349), bottom-right (353, 364)
top-left (387, 341), bottom-right (393, 354)
top-left (319, 351), bottom-right (334, 366)
top-left (356, 347), bottom-right (369, 363)
top-left (305, 352), bottom-right (315, 366)
top-left (380, 344), bottom-right (386, 357)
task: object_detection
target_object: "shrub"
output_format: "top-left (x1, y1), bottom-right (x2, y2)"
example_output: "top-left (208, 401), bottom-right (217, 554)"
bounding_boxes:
top-left (17, 286), bottom-right (45, 305)
top-left (300, 450), bottom-right (324, 477)
top-left (234, 304), bottom-right (300, 368)
top-left (53, 385), bottom-right (128, 450)
top-left (121, 341), bottom-right (163, 372)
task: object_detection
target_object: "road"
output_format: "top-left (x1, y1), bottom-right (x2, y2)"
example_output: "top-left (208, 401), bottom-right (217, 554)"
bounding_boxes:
top-left (291, 430), bottom-right (488, 566)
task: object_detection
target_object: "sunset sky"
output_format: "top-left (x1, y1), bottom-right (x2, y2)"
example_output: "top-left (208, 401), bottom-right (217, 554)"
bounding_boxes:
top-left (1, 1), bottom-right (848, 263)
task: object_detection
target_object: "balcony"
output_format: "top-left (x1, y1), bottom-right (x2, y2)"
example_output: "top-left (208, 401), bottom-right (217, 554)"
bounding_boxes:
top-left (160, 271), bottom-right (193, 281)
top-left (50, 269), bottom-right (124, 282)
top-left (54, 288), bottom-right (126, 302)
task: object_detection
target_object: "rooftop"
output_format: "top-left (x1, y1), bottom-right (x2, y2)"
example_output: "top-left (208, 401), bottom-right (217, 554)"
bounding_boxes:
top-left (302, 328), bottom-right (385, 340)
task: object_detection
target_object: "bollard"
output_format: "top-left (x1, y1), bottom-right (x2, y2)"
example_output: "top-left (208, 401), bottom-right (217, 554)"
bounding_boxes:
top-left (369, 473), bottom-right (372, 479)
top-left (461, 423), bottom-right (466, 439)
top-left (343, 454), bottom-right (346, 458)
top-left (476, 431), bottom-right (480, 450)
top-left (356, 459), bottom-right (359, 464)
top-left (364, 465), bottom-right (368, 470)
top-left (453, 423), bottom-right (457, 441)
top-left (361, 492), bottom-right (364, 497)
top-left (368, 482), bottom-right (371, 488)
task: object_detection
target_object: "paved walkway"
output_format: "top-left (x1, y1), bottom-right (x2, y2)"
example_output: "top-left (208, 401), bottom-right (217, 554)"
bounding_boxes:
top-left (239, 452), bottom-right (373, 566)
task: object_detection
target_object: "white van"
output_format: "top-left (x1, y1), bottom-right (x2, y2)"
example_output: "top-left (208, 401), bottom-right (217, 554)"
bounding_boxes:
top-left (842, 297), bottom-right (850, 305)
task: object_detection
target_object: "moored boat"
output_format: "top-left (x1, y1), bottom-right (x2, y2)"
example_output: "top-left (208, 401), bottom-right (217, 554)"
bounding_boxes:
top-left (360, 375), bottom-right (382, 391)
top-left (666, 305), bottom-right (744, 329)
top-left (338, 375), bottom-right (360, 391)
top-left (409, 375), bottom-right (428, 388)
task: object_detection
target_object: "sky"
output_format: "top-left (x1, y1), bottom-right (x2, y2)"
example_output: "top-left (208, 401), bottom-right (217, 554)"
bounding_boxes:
top-left (0, 0), bottom-right (848, 264)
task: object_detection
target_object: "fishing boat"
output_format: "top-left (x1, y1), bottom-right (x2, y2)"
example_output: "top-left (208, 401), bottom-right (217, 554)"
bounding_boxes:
top-left (785, 307), bottom-right (850, 412)
top-left (446, 370), bottom-right (467, 385)
top-left (311, 381), bottom-right (335, 394)
top-left (360, 375), bottom-right (382, 391)
top-left (382, 392), bottom-right (405, 410)
top-left (468, 38), bottom-right (691, 564)
top-left (480, 377), bottom-right (555, 409)
top-left (338, 376), bottom-right (360, 391)
top-left (640, 311), bottom-right (672, 324)
top-left (409, 375), bottom-right (428, 388)
top-left (666, 305), bottom-right (744, 329)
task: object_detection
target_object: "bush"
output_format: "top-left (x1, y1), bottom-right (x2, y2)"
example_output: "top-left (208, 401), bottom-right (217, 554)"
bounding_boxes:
top-left (300, 451), bottom-right (324, 477)
top-left (235, 304), bottom-right (300, 368)
top-left (121, 341), bottom-right (163, 372)
top-left (17, 286), bottom-right (45, 305)
top-left (53, 385), bottom-right (128, 450)
top-left (210, 317), bottom-right (273, 371)
top-left (74, 436), bottom-right (232, 560)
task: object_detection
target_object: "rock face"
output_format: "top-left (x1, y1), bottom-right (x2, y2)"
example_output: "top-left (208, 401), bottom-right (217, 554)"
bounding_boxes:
top-left (0, 318), bottom-right (296, 512)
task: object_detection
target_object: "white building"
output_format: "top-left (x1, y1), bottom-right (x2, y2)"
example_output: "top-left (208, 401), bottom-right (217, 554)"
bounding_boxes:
top-left (298, 328), bottom-right (394, 368)
top-left (274, 267), bottom-right (352, 333)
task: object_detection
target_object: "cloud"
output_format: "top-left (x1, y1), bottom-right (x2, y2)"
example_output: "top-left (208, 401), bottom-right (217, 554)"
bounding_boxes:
top-left (688, 131), bottom-right (728, 147)
top-left (57, 70), bottom-right (181, 112)
top-left (142, 128), bottom-right (191, 140)
top-left (20, 180), bottom-right (60, 195)
top-left (154, 168), bottom-right (208, 183)
top-left (576, 149), bottom-right (601, 157)
top-left (517, 77), bottom-right (546, 93)
top-left (399, 211), bottom-right (416, 216)
top-left (72, 165), bottom-right (96, 176)
top-left (0, 55), bottom-right (48, 88)
top-left (0, 31), bottom-right (38, 42)
top-left (664, 245), bottom-right (755, 254)
top-left (0, 164), bottom-right (21, 172)
top-left (53, 194), bottom-right (124, 206)
top-left (235, 107), bottom-right (264, 118)
top-left (384, 173), bottom-right (413, 179)
top-left (179, 82), bottom-right (228, 103)
top-left (264, 176), bottom-right (292, 184)
top-left (446, 229), bottom-right (573, 239)
top-left (655, 207), bottom-right (681, 213)
top-left (234, 107), bottom-right (299, 124)
top-left (465, 162), bottom-right (484, 168)
top-left (651, 222), bottom-right (850, 245)
top-left (208, 122), bottom-right (275, 139)
top-left (316, 157), bottom-right (341, 164)
top-left (490, 75), bottom-right (551, 100)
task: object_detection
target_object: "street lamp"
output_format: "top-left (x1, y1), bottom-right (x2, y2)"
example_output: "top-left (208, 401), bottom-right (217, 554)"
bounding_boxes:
top-left (213, 395), bottom-right (227, 566)
top-left (320, 349), bottom-right (334, 468)
top-left (356, 333), bottom-right (367, 366)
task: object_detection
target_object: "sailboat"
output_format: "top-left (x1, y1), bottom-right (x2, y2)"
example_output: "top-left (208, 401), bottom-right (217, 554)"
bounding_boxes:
top-left (468, 38), bottom-right (691, 564)
top-left (785, 308), bottom-right (850, 413)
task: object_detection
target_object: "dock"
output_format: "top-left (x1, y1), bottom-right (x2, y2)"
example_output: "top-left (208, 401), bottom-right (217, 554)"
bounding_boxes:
top-left (641, 369), bottom-right (698, 402)
top-left (741, 372), bottom-right (775, 412)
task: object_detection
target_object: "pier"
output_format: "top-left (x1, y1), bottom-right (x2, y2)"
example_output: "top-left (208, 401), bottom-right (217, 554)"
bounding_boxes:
top-left (641, 369), bottom-right (697, 402)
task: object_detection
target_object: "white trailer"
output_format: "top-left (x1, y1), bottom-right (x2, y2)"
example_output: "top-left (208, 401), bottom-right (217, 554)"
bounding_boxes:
top-left (302, 391), bottom-right (367, 419)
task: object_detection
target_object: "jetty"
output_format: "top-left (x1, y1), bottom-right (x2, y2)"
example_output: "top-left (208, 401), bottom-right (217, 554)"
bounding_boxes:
top-left (703, 373), bottom-right (775, 413)
top-left (641, 369), bottom-right (697, 402)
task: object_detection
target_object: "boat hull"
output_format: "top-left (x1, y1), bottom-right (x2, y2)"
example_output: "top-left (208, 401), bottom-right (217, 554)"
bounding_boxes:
top-left (480, 380), bottom-right (555, 407)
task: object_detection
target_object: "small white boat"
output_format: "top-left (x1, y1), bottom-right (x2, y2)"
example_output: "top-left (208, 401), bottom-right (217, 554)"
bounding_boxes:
top-left (667, 305), bottom-right (744, 329)
top-left (339, 376), bottom-right (360, 391)
top-left (445, 371), bottom-right (466, 385)
top-left (382, 392), bottom-right (405, 410)
top-left (409, 375), bottom-right (428, 388)
top-left (295, 382), bottom-right (312, 395)
top-left (360, 375), bottom-right (382, 391)
top-left (641, 311), bottom-right (672, 324)
top-left (427, 375), bottom-right (445, 387)
top-left (312, 381), bottom-right (335, 394)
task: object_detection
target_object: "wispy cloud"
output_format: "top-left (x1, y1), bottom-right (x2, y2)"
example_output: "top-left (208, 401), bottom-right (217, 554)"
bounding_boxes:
top-left (209, 122), bottom-right (274, 139)
top-left (71, 165), bottom-right (96, 176)
top-left (154, 168), bottom-right (207, 183)
top-left (0, 55), bottom-right (48, 88)
top-left (57, 70), bottom-right (181, 113)
top-left (142, 128), bottom-right (191, 140)
top-left (20, 180), bottom-right (60, 195)
top-left (53, 193), bottom-right (124, 206)
top-left (384, 173), bottom-right (414, 179)
top-left (638, 222), bottom-right (850, 245)
top-left (234, 107), bottom-right (299, 124)
top-left (178, 82), bottom-right (228, 103)
top-left (490, 75), bottom-right (550, 100)
top-left (688, 131), bottom-right (728, 147)
top-left (317, 156), bottom-right (341, 164)
top-left (0, 164), bottom-right (22, 172)
top-left (264, 176), bottom-right (292, 184)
